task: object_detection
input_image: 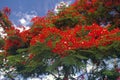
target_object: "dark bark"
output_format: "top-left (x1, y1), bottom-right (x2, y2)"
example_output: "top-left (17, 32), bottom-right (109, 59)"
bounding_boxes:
top-left (63, 66), bottom-right (70, 80)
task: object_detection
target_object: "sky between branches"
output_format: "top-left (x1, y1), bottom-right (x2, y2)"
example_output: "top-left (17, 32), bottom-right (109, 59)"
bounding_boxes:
top-left (0, 0), bottom-right (74, 27)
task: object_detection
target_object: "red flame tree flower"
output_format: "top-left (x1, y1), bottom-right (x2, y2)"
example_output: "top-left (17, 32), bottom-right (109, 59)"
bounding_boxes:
top-left (1, 0), bottom-right (120, 80)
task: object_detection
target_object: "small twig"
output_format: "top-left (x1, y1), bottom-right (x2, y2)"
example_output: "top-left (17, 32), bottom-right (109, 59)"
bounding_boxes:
top-left (5, 72), bottom-right (15, 80)
top-left (47, 71), bottom-right (58, 79)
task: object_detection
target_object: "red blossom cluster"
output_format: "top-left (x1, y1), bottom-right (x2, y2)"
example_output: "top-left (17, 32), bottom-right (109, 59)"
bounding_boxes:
top-left (31, 16), bottom-right (51, 28)
top-left (19, 29), bottom-right (38, 43)
top-left (1, 0), bottom-right (120, 60)
top-left (2, 7), bottom-right (11, 16)
top-left (1, 1), bottom-right (120, 79)
top-left (115, 68), bottom-right (120, 80)
top-left (102, 0), bottom-right (120, 7)
top-left (71, 0), bottom-right (98, 13)
top-left (4, 38), bottom-right (21, 51)
top-left (5, 26), bottom-right (20, 36)
top-left (3, 27), bottom-right (22, 51)
top-left (30, 23), bottom-right (120, 57)
top-left (28, 53), bottom-right (35, 59)
top-left (30, 27), bottom-right (60, 45)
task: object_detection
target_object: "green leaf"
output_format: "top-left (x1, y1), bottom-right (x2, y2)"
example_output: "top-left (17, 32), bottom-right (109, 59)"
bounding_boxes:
top-left (7, 55), bottom-right (22, 65)
top-left (78, 49), bottom-right (95, 54)
top-left (60, 56), bottom-right (76, 66)
top-left (0, 38), bottom-right (4, 48)
top-left (46, 58), bottom-right (60, 72)
top-left (73, 54), bottom-right (88, 59)
top-left (17, 48), bottom-right (28, 53)
top-left (30, 42), bottom-right (50, 54)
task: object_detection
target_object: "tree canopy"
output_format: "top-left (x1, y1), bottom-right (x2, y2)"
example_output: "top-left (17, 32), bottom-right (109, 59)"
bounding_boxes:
top-left (0, 0), bottom-right (120, 80)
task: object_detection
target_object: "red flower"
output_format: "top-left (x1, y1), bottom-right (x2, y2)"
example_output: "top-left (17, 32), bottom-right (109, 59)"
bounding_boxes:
top-left (29, 22), bottom-right (120, 57)
top-left (47, 40), bottom-right (53, 48)
top-left (91, 0), bottom-right (97, 4)
top-left (29, 54), bottom-right (35, 59)
top-left (20, 29), bottom-right (31, 42)
top-left (30, 34), bottom-right (45, 45)
top-left (4, 39), bottom-right (21, 50)
top-left (116, 68), bottom-right (120, 73)
top-left (31, 16), bottom-right (51, 27)
top-left (117, 76), bottom-right (120, 80)
top-left (63, 77), bottom-right (68, 80)
top-left (22, 61), bottom-right (26, 65)
top-left (105, 1), bottom-right (112, 7)
top-left (2, 7), bottom-right (11, 16)
top-left (88, 8), bottom-right (96, 13)
top-left (5, 26), bottom-right (20, 36)
top-left (4, 39), bottom-right (13, 50)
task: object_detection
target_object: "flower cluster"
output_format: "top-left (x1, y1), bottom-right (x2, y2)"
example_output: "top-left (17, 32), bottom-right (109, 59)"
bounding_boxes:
top-left (30, 23), bottom-right (120, 57)
top-left (4, 38), bottom-right (21, 51)
top-left (5, 26), bottom-right (20, 36)
top-left (103, 0), bottom-right (120, 7)
top-left (30, 27), bottom-right (60, 45)
top-left (3, 27), bottom-right (22, 52)
top-left (1, 1), bottom-right (120, 79)
top-left (19, 29), bottom-right (31, 43)
top-left (2, 7), bottom-right (11, 16)
top-left (31, 16), bottom-right (51, 28)
top-left (71, 0), bottom-right (98, 13)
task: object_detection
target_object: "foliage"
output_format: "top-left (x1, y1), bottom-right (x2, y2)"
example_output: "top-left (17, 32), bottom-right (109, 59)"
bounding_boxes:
top-left (0, 0), bottom-right (120, 80)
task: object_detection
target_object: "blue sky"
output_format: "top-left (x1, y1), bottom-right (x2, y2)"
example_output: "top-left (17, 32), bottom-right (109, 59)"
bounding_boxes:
top-left (0, 0), bottom-right (74, 26)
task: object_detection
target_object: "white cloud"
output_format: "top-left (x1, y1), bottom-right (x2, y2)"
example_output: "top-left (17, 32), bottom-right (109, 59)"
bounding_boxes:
top-left (13, 11), bottom-right (37, 27)
top-left (15, 26), bottom-right (30, 32)
top-left (0, 11), bottom-right (37, 38)
top-left (0, 27), bottom-right (7, 38)
top-left (19, 13), bottom-right (36, 27)
top-left (54, 1), bottom-right (72, 13)
top-left (0, 26), bottom-right (4, 32)
top-left (19, 18), bottom-right (26, 25)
